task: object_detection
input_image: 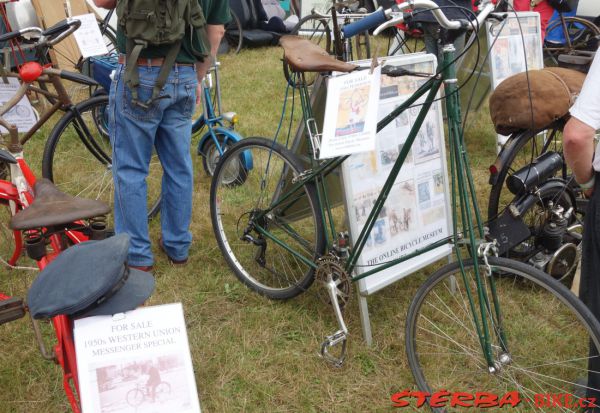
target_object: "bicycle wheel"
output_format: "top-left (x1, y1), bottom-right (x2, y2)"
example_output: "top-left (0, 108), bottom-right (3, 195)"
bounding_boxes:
top-left (544, 16), bottom-right (600, 66)
top-left (51, 18), bottom-right (118, 72)
top-left (347, 31), bottom-right (371, 62)
top-left (125, 388), bottom-right (144, 407)
top-left (210, 137), bottom-right (326, 299)
top-left (200, 133), bottom-right (247, 185)
top-left (155, 381), bottom-right (171, 402)
top-left (222, 9), bottom-right (243, 54)
top-left (406, 256), bottom-right (600, 409)
top-left (0, 200), bottom-right (19, 267)
top-left (487, 122), bottom-right (575, 222)
top-left (41, 95), bottom-right (162, 221)
top-left (284, 15), bottom-right (332, 86)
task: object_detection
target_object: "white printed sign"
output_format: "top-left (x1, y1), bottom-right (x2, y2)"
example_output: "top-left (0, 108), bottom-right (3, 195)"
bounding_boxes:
top-left (320, 66), bottom-right (381, 159)
top-left (74, 303), bottom-right (201, 413)
top-left (71, 13), bottom-right (109, 58)
top-left (0, 77), bottom-right (37, 133)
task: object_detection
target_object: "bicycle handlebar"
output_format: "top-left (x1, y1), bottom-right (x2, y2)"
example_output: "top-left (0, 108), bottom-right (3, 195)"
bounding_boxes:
top-left (342, 0), bottom-right (496, 38)
top-left (0, 19), bottom-right (81, 48)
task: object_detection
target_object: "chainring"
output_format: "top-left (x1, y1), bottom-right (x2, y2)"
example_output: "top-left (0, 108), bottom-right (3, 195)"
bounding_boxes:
top-left (315, 255), bottom-right (352, 309)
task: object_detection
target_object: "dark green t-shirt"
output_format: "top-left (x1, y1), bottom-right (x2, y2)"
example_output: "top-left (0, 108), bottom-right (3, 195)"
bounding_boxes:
top-left (116, 0), bottom-right (230, 63)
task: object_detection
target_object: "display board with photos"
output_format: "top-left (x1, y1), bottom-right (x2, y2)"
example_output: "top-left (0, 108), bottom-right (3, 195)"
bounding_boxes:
top-left (486, 12), bottom-right (544, 145)
top-left (340, 53), bottom-right (453, 296)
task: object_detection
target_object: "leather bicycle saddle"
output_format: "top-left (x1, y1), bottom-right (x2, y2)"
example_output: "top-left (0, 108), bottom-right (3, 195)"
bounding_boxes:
top-left (280, 35), bottom-right (358, 74)
top-left (9, 178), bottom-right (110, 230)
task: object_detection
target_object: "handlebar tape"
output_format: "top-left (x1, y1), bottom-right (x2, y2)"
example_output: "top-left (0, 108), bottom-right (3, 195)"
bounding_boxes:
top-left (342, 9), bottom-right (387, 38)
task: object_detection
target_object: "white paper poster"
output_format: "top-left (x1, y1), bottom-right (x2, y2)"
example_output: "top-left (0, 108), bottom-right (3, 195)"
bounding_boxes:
top-left (487, 12), bottom-right (544, 147)
top-left (72, 13), bottom-right (109, 58)
top-left (0, 77), bottom-right (37, 133)
top-left (74, 303), bottom-right (201, 413)
top-left (320, 66), bottom-right (381, 159)
top-left (341, 54), bottom-right (452, 295)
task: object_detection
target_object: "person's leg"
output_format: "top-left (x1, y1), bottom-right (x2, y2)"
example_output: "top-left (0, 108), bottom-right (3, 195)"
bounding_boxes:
top-left (110, 64), bottom-right (163, 267)
top-left (580, 172), bottom-right (600, 408)
top-left (154, 65), bottom-right (196, 261)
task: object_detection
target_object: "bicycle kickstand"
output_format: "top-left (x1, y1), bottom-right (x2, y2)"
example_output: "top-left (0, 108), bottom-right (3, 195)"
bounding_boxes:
top-left (320, 274), bottom-right (348, 368)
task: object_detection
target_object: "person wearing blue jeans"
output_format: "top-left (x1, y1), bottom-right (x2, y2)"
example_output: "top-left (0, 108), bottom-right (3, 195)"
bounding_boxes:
top-left (109, 63), bottom-right (196, 268)
top-left (94, 0), bottom-right (229, 271)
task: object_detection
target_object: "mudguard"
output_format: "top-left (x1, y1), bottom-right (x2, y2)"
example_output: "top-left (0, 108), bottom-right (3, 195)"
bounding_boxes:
top-left (197, 127), bottom-right (252, 170)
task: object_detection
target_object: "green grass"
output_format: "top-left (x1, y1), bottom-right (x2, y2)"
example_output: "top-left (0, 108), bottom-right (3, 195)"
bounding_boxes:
top-left (0, 44), bottom-right (511, 412)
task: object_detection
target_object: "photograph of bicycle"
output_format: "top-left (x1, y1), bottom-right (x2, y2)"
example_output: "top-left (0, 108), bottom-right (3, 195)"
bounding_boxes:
top-left (2, 0), bottom-right (600, 411)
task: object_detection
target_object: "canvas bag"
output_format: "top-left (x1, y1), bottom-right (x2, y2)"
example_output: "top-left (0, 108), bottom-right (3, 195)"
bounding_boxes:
top-left (489, 67), bottom-right (586, 135)
top-left (116, 0), bottom-right (210, 108)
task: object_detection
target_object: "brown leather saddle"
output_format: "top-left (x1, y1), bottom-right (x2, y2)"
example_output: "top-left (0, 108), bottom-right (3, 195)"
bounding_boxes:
top-left (10, 178), bottom-right (110, 230)
top-left (280, 35), bottom-right (358, 74)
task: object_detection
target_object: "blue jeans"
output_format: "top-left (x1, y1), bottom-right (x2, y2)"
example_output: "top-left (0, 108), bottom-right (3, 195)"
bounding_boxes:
top-left (108, 63), bottom-right (196, 266)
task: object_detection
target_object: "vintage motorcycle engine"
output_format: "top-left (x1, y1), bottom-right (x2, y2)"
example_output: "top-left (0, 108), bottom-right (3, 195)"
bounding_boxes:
top-left (529, 203), bottom-right (581, 282)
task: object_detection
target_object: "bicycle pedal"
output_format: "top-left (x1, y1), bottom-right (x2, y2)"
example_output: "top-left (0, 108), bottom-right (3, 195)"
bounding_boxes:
top-left (320, 330), bottom-right (348, 368)
top-left (0, 297), bottom-right (26, 325)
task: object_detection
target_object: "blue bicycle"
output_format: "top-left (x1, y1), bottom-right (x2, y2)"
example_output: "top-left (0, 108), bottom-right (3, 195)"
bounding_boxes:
top-left (193, 62), bottom-right (251, 184)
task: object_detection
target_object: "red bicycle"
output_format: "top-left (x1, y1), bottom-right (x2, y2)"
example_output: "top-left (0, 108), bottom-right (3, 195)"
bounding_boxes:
top-left (0, 20), bottom-right (114, 413)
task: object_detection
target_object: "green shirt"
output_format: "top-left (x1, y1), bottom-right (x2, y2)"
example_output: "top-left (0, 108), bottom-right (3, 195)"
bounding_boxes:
top-left (116, 0), bottom-right (230, 63)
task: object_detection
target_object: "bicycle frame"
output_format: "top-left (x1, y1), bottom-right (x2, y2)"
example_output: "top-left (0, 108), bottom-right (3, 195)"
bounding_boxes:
top-left (253, 43), bottom-right (505, 367)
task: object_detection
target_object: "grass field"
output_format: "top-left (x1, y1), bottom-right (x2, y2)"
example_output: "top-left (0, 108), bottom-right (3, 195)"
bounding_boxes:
top-left (0, 43), bottom-right (505, 412)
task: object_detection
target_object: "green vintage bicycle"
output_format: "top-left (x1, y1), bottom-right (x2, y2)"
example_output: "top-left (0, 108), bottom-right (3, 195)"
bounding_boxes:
top-left (210, 0), bottom-right (600, 404)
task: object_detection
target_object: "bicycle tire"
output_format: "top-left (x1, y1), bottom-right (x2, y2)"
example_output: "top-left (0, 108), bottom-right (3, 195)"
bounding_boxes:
top-left (41, 95), bottom-right (162, 221)
top-left (406, 256), bottom-right (600, 409)
top-left (125, 388), bottom-right (144, 407)
top-left (223, 9), bottom-right (243, 54)
top-left (284, 15), bottom-right (332, 86)
top-left (544, 16), bottom-right (600, 66)
top-left (487, 122), bottom-right (576, 223)
top-left (155, 381), bottom-right (171, 402)
top-left (210, 137), bottom-right (326, 299)
top-left (201, 133), bottom-right (248, 185)
top-left (0, 200), bottom-right (20, 267)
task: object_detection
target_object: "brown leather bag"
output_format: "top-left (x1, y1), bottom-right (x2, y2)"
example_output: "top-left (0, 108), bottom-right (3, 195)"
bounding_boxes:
top-left (489, 68), bottom-right (586, 135)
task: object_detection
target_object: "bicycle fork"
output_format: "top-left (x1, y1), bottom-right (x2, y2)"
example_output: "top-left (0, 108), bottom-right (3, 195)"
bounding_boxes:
top-left (442, 41), bottom-right (510, 374)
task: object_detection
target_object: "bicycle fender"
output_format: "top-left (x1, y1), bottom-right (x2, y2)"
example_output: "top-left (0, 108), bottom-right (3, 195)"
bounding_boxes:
top-left (488, 133), bottom-right (524, 186)
top-left (198, 127), bottom-right (252, 170)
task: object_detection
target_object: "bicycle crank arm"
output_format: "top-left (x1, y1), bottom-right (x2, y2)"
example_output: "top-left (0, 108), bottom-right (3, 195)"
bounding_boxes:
top-left (320, 275), bottom-right (349, 367)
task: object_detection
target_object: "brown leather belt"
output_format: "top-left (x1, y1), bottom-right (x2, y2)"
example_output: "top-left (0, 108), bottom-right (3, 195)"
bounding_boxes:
top-left (117, 54), bottom-right (195, 67)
